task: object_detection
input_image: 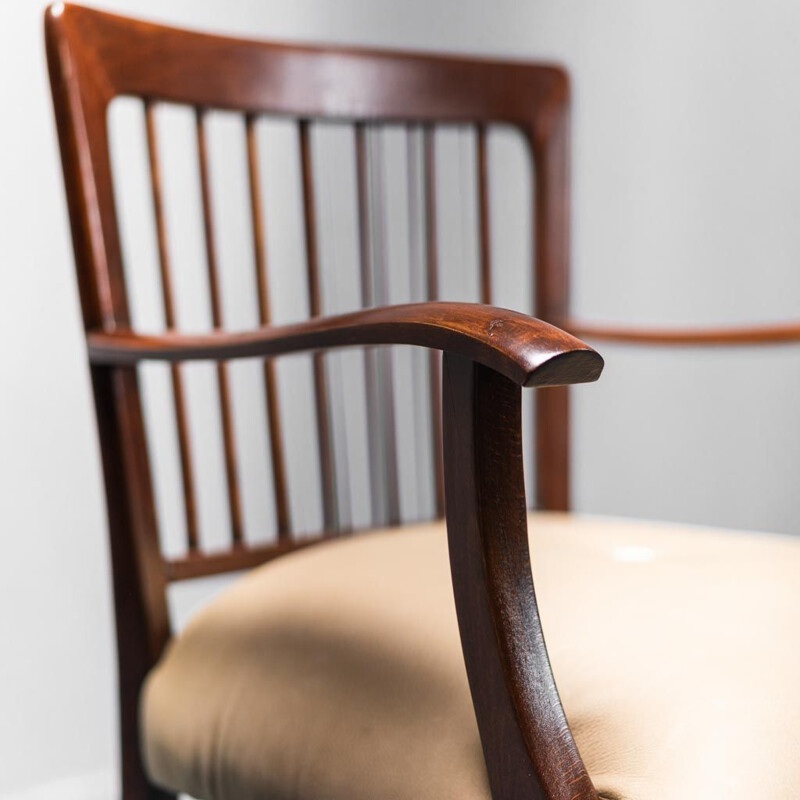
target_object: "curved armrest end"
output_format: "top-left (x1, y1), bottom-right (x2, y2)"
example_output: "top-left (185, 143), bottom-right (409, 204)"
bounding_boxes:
top-left (525, 347), bottom-right (604, 388)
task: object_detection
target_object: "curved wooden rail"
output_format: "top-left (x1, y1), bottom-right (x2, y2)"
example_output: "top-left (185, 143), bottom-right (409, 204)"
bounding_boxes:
top-left (565, 318), bottom-right (800, 346)
top-left (88, 302), bottom-right (604, 388)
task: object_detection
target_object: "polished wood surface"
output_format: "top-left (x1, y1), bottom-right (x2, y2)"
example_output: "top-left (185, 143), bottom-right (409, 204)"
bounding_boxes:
top-left (194, 109), bottom-right (245, 545)
top-left (46, 3), bottom-right (595, 798)
top-left (298, 120), bottom-right (338, 531)
top-left (565, 318), bottom-right (800, 345)
top-left (45, 0), bottom-right (575, 529)
top-left (143, 101), bottom-right (200, 552)
top-left (444, 354), bottom-right (598, 800)
top-left (47, 5), bottom-right (800, 799)
top-left (532, 94), bottom-right (571, 512)
top-left (87, 302), bottom-right (603, 387)
top-left (423, 127), bottom-right (446, 516)
top-left (356, 124), bottom-right (401, 526)
top-left (476, 123), bottom-right (493, 305)
top-left (46, 5), bottom-right (568, 120)
top-left (244, 115), bottom-right (292, 538)
top-left (48, 9), bottom-right (173, 796)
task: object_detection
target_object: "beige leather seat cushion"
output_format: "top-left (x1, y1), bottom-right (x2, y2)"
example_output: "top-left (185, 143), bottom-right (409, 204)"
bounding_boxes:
top-left (142, 512), bottom-right (800, 800)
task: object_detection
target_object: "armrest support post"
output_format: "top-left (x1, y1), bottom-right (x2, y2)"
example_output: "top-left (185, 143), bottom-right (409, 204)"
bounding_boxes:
top-left (443, 353), bottom-right (598, 800)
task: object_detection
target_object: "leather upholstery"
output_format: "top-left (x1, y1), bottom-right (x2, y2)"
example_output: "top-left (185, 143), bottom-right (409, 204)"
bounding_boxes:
top-left (142, 512), bottom-right (800, 800)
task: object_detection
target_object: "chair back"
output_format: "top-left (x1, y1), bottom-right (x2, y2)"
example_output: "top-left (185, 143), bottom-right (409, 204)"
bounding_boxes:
top-left (46, 3), bottom-right (572, 606)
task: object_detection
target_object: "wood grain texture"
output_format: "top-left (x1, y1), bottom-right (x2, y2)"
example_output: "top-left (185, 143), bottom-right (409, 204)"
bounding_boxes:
top-left (45, 4), bottom-right (598, 798)
top-left (46, 3), bottom-right (568, 121)
top-left (87, 302), bottom-right (604, 388)
top-left (47, 0), bottom-right (576, 518)
top-left (443, 353), bottom-right (598, 800)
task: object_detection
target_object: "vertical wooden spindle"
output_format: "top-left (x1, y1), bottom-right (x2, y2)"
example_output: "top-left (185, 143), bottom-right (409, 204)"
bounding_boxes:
top-left (424, 125), bottom-right (445, 517)
top-left (299, 119), bottom-right (338, 531)
top-left (195, 108), bottom-right (245, 546)
top-left (477, 123), bottom-right (493, 305)
top-left (355, 124), bottom-right (400, 527)
top-left (355, 125), bottom-right (373, 307)
top-left (534, 113), bottom-right (572, 512)
top-left (406, 126), bottom-right (433, 514)
top-left (143, 100), bottom-right (200, 551)
top-left (245, 114), bottom-right (292, 540)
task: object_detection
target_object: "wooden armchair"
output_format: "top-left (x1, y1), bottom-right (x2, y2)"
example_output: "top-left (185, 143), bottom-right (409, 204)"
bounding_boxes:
top-left (46, 5), bottom-right (800, 800)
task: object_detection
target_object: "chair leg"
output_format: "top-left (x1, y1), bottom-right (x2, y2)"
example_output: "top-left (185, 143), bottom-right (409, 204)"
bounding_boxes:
top-left (118, 655), bottom-right (175, 800)
top-left (120, 721), bottom-right (175, 800)
top-left (121, 772), bottom-right (175, 800)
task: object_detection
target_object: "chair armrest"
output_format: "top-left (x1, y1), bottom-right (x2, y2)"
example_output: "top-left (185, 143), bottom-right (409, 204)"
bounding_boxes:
top-left (91, 299), bottom-right (603, 800)
top-left (87, 301), bottom-right (603, 388)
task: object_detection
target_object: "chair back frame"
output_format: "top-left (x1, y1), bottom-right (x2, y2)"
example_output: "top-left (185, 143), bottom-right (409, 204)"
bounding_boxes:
top-left (45, 5), bottom-right (575, 798)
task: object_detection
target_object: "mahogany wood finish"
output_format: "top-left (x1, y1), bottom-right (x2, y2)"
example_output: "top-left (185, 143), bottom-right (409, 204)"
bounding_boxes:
top-left (46, 4), bottom-right (601, 799)
top-left (423, 128), bottom-right (446, 515)
top-left (565, 318), bottom-right (800, 346)
top-left (46, 0), bottom-right (575, 512)
top-left (90, 308), bottom-right (603, 800)
top-left (533, 102), bottom-right (571, 512)
top-left (143, 101), bottom-right (200, 551)
top-left (476, 124), bottom-right (493, 305)
top-left (356, 124), bottom-right (401, 526)
top-left (99, 304), bottom-right (600, 592)
top-left (88, 303), bottom-right (603, 384)
top-left (166, 534), bottom-right (328, 581)
top-left (244, 115), bottom-right (292, 538)
top-left (298, 120), bottom-right (339, 530)
top-left (194, 109), bottom-right (245, 545)
top-left (443, 354), bottom-right (597, 800)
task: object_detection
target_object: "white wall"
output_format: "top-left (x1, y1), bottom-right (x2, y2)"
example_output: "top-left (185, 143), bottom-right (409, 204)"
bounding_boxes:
top-left (3, 0), bottom-right (800, 795)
